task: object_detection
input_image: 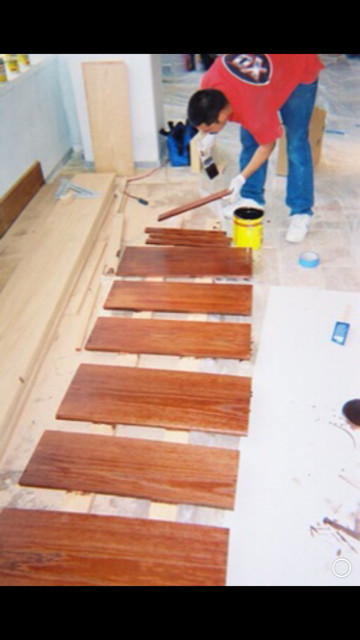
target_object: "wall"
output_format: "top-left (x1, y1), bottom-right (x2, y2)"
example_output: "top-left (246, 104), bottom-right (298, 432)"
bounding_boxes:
top-left (59, 53), bottom-right (165, 168)
top-left (0, 55), bottom-right (72, 197)
top-left (0, 54), bottom-right (166, 198)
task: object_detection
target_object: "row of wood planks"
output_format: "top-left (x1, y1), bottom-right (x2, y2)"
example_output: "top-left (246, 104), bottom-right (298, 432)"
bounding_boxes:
top-left (0, 228), bottom-right (253, 586)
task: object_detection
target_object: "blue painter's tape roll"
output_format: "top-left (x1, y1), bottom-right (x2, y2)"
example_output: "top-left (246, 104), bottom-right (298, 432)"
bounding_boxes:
top-left (298, 251), bottom-right (320, 268)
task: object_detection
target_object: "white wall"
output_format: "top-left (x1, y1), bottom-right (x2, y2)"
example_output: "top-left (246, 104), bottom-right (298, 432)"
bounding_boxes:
top-left (0, 53), bottom-right (165, 197)
top-left (0, 55), bottom-right (72, 196)
top-left (58, 53), bottom-right (165, 167)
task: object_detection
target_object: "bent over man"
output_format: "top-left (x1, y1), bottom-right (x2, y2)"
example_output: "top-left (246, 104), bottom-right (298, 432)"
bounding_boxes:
top-left (188, 54), bottom-right (324, 242)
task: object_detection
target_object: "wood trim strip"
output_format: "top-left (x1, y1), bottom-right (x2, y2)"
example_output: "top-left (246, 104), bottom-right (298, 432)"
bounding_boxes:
top-left (144, 227), bottom-right (227, 236)
top-left (157, 188), bottom-right (231, 222)
top-left (20, 430), bottom-right (240, 509)
top-left (116, 246), bottom-right (252, 277)
top-left (0, 161), bottom-right (45, 238)
top-left (56, 364), bottom-right (251, 436)
top-left (85, 316), bottom-right (251, 360)
top-left (145, 235), bottom-right (232, 247)
top-left (104, 280), bottom-right (252, 315)
top-left (0, 508), bottom-right (229, 586)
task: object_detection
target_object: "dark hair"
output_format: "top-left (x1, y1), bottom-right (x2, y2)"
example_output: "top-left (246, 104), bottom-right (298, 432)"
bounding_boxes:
top-left (187, 89), bottom-right (229, 127)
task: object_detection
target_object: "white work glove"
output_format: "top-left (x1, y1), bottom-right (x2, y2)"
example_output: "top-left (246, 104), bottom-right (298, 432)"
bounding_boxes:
top-left (225, 173), bottom-right (246, 203)
top-left (197, 132), bottom-right (216, 158)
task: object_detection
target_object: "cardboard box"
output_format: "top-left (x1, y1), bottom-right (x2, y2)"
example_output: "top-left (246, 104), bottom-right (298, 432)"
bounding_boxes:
top-left (276, 106), bottom-right (326, 176)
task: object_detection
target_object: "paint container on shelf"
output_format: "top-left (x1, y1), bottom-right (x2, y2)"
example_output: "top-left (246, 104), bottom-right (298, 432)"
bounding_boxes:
top-left (4, 54), bottom-right (20, 77)
top-left (17, 54), bottom-right (30, 71)
top-left (0, 57), bottom-right (7, 82)
top-left (233, 207), bottom-right (264, 250)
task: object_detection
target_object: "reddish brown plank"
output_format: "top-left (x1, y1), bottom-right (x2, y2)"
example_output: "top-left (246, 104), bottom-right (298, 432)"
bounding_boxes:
top-left (0, 161), bottom-right (45, 238)
top-left (157, 188), bottom-right (231, 222)
top-left (116, 246), bottom-right (252, 277)
top-left (144, 227), bottom-right (227, 236)
top-left (146, 236), bottom-right (232, 246)
top-left (144, 227), bottom-right (231, 246)
top-left (0, 508), bottom-right (229, 586)
top-left (85, 317), bottom-right (251, 360)
top-left (56, 364), bottom-right (251, 436)
top-left (104, 280), bottom-right (252, 315)
top-left (20, 431), bottom-right (239, 509)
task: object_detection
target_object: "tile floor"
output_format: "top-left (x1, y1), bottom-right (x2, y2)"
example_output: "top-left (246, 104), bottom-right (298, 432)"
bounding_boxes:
top-left (1, 54), bottom-right (360, 585)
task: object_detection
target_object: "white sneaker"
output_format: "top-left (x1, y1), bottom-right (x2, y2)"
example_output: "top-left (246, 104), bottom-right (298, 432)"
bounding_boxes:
top-left (286, 214), bottom-right (311, 243)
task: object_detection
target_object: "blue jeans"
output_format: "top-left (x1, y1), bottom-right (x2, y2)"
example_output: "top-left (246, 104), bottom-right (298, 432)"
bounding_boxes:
top-left (239, 80), bottom-right (318, 215)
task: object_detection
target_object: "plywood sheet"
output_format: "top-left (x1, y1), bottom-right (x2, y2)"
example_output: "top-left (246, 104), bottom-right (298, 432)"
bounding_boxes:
top-left (116, 246), bottom-right (252, 277)
top-left (83, 61), bottom-right (134, 175)
top-left (56, 364), bottom-right (251, 435)
top-left (20, 430), bottom-right (240, 509)
top-left (0, 508), bottom-right (229, 586)
top-left (0, 172), bottom-right (116, 459)
top-left (104, 280), bottom-right (252, 315)
top-left (85, 316), bottom-right (251, 359)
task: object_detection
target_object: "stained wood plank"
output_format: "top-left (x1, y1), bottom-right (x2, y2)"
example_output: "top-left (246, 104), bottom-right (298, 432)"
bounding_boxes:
top-left (146, 236), bottom-right (232, 247)
top-left (20, 430), bottom-right (240, 509)
top-left (0, 508), bottom-right (229, 586)
top-left (83, 61), bottom-right (134, 175)
top-left (0, 161), bottom-right (45, 238)
top-left (56, 364), bottom-right (251, 435)
top-left (104, 280), bottom-right (252, 315)
top-left (144, 228), bottom-right (231, 246)
top-left (85, 316), bottom-right (251, 359)
top-left (145, 227), bottom-right (227, 236)
top-left (116, 246), bottom-right (252, 277)
top-left (157, 188), bottom-right (231, 221)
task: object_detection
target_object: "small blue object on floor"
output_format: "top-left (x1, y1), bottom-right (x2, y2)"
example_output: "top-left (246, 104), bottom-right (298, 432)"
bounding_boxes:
top-left (331, 321), bottom-right (350, 345)
top-left (298, 251), bottom-right (320, 268)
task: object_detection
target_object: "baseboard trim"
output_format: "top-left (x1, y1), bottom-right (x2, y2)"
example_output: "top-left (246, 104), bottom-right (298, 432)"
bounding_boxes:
top-left (0, 161), bottom-right (45, 238)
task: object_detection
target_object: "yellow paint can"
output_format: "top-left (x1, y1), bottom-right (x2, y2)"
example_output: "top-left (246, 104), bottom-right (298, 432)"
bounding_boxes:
top-left (233, 207), bottom-right (264, 250)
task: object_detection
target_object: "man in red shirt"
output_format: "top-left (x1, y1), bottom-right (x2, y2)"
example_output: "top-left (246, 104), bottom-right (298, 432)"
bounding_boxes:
top-left (188, 54), bottom-right (324, 242)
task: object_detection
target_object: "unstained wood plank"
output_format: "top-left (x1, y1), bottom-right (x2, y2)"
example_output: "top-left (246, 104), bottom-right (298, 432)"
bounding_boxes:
top-left (0, 172), bottom-right (116, 460)
top-left (104, 280), bottom-right (252, 315)
top-left (83, 61), bottom-right (134, 175)
top-left (56, 364), bottom-right (251, 435)
top-left (85, 316), bottom-right (251, 359)
top-left (116, 246), bottom-right (252, 277)
top-left (20, 430), bottom-right (240, 509)
top-left (0, 508), bottom-right (229, 586)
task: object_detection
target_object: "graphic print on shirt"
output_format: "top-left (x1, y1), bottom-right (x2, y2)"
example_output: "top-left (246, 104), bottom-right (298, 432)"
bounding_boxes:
top-left (222, 54), bottom-right (272, 85)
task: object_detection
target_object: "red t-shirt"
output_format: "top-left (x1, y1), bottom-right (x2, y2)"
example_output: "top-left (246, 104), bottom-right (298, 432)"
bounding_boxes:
top-left (201, 54), bottom-right (324, 144)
